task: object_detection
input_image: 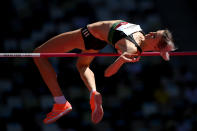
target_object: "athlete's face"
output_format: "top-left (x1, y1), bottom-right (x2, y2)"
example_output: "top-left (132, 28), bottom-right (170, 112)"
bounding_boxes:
top-left (145, 30), bottom-right (164, 51)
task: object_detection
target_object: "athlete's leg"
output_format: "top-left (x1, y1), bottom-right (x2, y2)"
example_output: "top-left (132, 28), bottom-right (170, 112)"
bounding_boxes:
top-left (76, 50), bottom-right (104, 124)
top-left (76, 50), bottom-right (98, 92)
top-left (34, 29), bottom-right (84, 97)
top-left (33, 29), bottom-right (84, 124)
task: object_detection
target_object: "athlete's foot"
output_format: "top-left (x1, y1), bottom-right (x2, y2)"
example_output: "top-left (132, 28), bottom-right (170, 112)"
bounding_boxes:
top-left (43, 101), bottom-right (72, 124)
top-left (90, 91), bottom-right (104, 124)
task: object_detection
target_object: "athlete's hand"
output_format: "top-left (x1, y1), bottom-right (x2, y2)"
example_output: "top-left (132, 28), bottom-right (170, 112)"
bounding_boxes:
top-left (119, 52), bottom-right (140, 63)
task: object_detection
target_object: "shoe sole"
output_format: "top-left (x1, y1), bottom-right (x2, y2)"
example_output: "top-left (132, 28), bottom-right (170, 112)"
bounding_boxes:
top-left (92, 93), bottom-right (104, 124)
top-left (44, 107), bottom-right (72, 124)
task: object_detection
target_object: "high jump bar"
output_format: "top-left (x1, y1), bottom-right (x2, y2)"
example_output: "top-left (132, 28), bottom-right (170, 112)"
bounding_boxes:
top-left (0, 52), bottom-right (197, 58)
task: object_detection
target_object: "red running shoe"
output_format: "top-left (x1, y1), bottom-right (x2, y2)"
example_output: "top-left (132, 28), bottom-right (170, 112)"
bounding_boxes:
top-left (90, 91), bottom-right (104, 124)
top-left (43, 101), bottom-right (72, 124)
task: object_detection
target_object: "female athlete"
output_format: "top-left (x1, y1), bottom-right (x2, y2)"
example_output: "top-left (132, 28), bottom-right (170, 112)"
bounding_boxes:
top-left (33, 20), bottom-right (175, 124)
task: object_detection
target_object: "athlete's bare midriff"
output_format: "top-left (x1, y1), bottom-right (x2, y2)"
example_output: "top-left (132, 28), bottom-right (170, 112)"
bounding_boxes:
top-left (87, 20), bottom-right (122, 42)
top-left (65, 20), bottom-right (144, 51)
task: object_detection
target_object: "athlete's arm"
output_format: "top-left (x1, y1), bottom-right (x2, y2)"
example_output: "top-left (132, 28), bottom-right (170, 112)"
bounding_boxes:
top-left (76, 50), bottom-right (98, 92)
top-left (104, 40), bottom-right (140, 77)
top-left (104, 52), bottom-right (139, 77)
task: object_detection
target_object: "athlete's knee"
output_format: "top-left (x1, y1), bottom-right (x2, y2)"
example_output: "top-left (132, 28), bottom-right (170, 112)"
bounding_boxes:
top-left (33, 47), bottom-right (44, 53)
top-left (76, 63), bottom-right (83, 72)
top-left (76, 63), bottom-right (88, 72)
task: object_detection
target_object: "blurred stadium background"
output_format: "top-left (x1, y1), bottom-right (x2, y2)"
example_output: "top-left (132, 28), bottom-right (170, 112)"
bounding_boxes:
top-left (1, 0), bottom-right (197, 131)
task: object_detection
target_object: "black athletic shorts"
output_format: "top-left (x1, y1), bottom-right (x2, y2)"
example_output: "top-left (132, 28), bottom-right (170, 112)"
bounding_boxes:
top-left (81, 26), bottom-right (108, 50)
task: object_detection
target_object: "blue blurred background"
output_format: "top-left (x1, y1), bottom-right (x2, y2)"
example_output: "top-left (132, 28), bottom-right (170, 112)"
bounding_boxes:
top-left (1, 0), bottom-right (197, 131)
